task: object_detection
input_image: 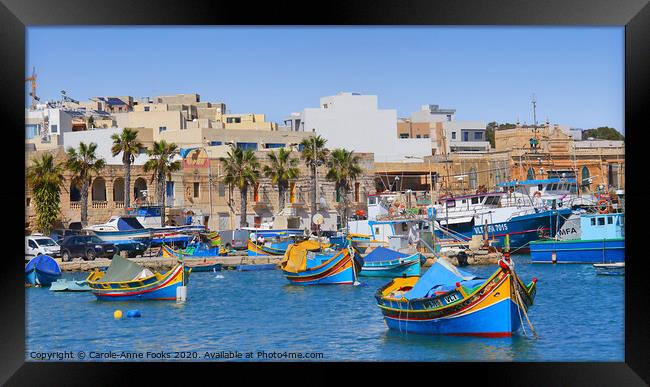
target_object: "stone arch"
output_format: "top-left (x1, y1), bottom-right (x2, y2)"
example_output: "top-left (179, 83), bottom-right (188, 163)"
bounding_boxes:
top-left (581, 166), bottom-right (590, 190)
top-left (134, 177), bottom-right (148, 201)
top-left (70, 178), bottom-right (82, 202)
top-left (113, 177), bottom-right (125, 202)
top-left (91, 177), bottom-right (107, 201)
top-left (469, 168), bottom-right (477, 190)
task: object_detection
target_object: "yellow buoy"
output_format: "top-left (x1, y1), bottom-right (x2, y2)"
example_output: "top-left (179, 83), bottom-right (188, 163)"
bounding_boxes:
top-left (113, 310), bottom-right (123, 319)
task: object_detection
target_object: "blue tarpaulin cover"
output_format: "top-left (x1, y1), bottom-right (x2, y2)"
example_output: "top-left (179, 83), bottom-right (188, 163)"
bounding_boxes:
top-left (363, 247), bottom-right (408, 263)
top-left (25, 255), bottom-right (61, 276)
top-left (404, 259), bottom-right (480, 300)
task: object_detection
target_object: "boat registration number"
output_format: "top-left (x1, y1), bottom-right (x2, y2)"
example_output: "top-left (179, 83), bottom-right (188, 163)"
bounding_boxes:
top-left (444, 293), bottom-right (460, 304)
top-left (474, 223), bottom-right (508, 234)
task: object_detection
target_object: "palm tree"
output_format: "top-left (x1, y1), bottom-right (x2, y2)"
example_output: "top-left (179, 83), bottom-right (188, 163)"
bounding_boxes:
top-left (65, 142), bottom-right (106, 227)
top-left (27, 153), bottom-right (65, 234)
top-left (299, 135), bottom-right (328, 230)
top-left (326, 148), bottom-right (363, 229)
top-left (111, 128), bottom-right (143, 209)
top-left (263, 148), bottom-right (300, 211)
top-left (143, 140), bottom-right (181, 227)
top-left (220, 146), bottom-right (260, 227)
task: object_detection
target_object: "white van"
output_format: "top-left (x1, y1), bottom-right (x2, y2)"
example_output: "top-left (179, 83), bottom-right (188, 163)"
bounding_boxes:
top-left (25, 235), bottom-right (61, 258)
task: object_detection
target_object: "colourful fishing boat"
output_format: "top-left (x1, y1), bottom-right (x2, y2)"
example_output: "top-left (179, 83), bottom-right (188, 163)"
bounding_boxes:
top-left (359, 247), bottom-right (421, 278)
top-left (160, 244), bottom-right (223, 272)
top-left (247, 240), bottom-right (287, 256)
top-left (281, 241), bottom-right (358, 285)
top-left (86, 255), bottom-right (190, 301)
top-left (25, 255), bottom-right (62, 286)
top-left (347, 234), bottom-right (388, 255)
top-left (375, 258), bottom-right (537, 336)
top-left (530, 212), bottom-right (624, 263)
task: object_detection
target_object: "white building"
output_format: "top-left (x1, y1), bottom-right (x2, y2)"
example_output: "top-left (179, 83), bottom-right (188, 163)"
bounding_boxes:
top-left (408, 105), bottom-right (491, 153)
top-left (25, 107), bottom-right (74, 147)
top-left (301, 92), bottom-right (431, 162)
top-left (62, 127), bottom-right (151, 166)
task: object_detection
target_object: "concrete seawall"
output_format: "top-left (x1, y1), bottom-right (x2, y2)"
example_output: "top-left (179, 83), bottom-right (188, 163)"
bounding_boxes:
top-left (56, 255), bottom-right (282, 272)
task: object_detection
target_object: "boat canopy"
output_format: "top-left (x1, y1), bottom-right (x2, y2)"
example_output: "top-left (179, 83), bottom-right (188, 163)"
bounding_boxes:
top-left (363, 247), bottom-right (408, 263)
top-left (281, 240), bottom-right (324, 272)
top-left (25, 255), bottom-right (61, 276)
top-left (98, 255), bottom-right (153, 283)
top-left (404, 259), bottom-right (480, 300)
top-left (117, 217), bottom-right (145, 230)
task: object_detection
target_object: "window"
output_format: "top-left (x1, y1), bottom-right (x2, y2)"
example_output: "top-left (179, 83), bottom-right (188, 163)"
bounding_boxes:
top-left (463, 132), bottom-right (469, 141)
top-left (193, 182), bottom-right (200, 198)
top-left (368, 196), bottom-right (376, 205)
top-left (416, 135), bottom-right (421, 138)
top-left (471, 197), bottom-right (480, 204)
top-left (144, 107), bottom-right (150, 112)
top-left (399, 134), bottom-right (409, 139)
top-left (374, 227), bottom-right (380, 234)
top-left (218, 183), bottom-right (225, 197)
top-left (25, 124), bottom-right (39, 139)
top-left (28, 240), bottom-right (37, 249)
top-left (226, 117), bottom-right (242, 124)
top-left (354, 182), bottom-right (360, 202)
top-left (474, 131), bottom-right (482, 140)
top-left (591, 218), bottom-right (596, 226)
top-left (446, 114), bottom-right (452, 122)
top-left (423, 134), bottom-right (429, 138)
top-left (166, 181), bottom-right (174, 199)
top-left (451, 132), bottom-right (456, 140)
top-left (159, 126), bottom-right (167, 133)
top-left (527, 168), bottom-right (536, 180)
top-left (598, 217), bottom-right (605, 226)
top-left (608, 164), bottom-right (620, 188)
top-left (236, 142), bottom-right (258, 151)
top-left (264, 143), bottom-right (285, 149)
top-left (608, 217), bottom-right (613, 224)
top-left (50, 124), bottom-right (58, 134)
top-left (26, 197), bottom-right (31, 207)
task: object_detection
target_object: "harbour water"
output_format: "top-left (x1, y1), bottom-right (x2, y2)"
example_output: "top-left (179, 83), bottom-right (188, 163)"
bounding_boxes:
top-left (26, 255), bottom-right (624, 361)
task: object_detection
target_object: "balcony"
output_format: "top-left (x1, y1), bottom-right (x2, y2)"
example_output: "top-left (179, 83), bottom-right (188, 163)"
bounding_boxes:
top-left (92, 201), bottom-right (108, 209)
top-left (114, 201), bottom-right (125, 209)
top-left (70, 201), bottom-right (81, 209)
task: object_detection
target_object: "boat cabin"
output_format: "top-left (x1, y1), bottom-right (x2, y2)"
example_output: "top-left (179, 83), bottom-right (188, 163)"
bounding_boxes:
top-left (580, 213), bottom-right (624, 240)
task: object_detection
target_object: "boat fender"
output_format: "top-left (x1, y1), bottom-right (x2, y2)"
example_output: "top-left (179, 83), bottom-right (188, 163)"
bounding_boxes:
top-left (126, 310), bottom-right (141, 318)
top-left (113, 310), bottom-right (123, 319)
top-left (532, 277), bottom-right (538, 283)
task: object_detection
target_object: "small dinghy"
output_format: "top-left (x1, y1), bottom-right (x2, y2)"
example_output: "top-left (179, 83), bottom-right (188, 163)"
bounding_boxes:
top-left (593, 262), bottom-right (625, 276)
top-left (49, 279), bottom-right (91, 292)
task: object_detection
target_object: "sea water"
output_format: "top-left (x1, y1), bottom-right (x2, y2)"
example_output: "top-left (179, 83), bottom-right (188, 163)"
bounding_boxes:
top-left (26, 256), bottom-right (624, 361)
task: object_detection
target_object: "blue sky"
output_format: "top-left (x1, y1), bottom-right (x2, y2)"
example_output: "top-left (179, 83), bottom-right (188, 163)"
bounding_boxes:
top-left (27, 27), bottom-right (624, 132)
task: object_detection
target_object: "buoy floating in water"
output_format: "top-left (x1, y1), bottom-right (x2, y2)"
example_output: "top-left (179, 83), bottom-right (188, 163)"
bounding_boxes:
top-left (126, 310), bottom-right (141, 318)
top-left (113, 310), bottom-right (123, 319)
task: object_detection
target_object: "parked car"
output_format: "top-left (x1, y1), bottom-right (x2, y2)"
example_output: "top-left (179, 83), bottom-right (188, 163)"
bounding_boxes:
top-left (59, 235), bottom-right (117, 262)
top-left (218, 229), bottom-right (250, 250)
top-left (25, 235), bottom-right (61, 259)
top-left (114, 241), bottom-right (148, 258)
top-left (49, 229), bottom-right (81, 244)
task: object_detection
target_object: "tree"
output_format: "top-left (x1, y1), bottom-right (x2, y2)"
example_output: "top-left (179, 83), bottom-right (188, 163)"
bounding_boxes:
top-left (27, 153), bottom-right (65, 234)
top-left (299, 135), bottom-right (329, 230)
top-left (143, 140), bottom-right (182, 227)
top-left (263, 148), bottom-right (300, 211)
top-left (111, 128), bottom-right (143, 209)
top-left (220, 146), bottom-right (260, 228)
top-left (582, 126), bottom-right (625, 141)
top-left (65, 142), bottom-right (106, 227)
top-left (486, 122), bottom-right (517, 148)
top-left (326, 148), bottom-right (363, 229)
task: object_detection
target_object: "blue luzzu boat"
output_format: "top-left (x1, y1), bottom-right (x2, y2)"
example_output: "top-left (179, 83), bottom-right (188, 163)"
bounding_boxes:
top-left (25, 255), bottom-right (62, 286)
top-left (86, 255), bottom-right (190, 301)
top-left (530, 212), bottom-right (624, 263)
top-left (160, 244), bottom-right (223, 272)
top-left (247, 240), bottom-right (287, 256)
top-left (376, 258), bottom-right (537, 337)
top-left (359, 247), bottom-right (421, 278)
top-left (281, 243), bottom-right (358, 285)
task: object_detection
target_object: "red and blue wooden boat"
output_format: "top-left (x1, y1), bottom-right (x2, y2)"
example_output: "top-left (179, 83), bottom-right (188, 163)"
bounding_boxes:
top-left (247, 240), bottom-right (286, 256)
top-left (360, 247), bottom-right (421, 278)
top-left (86, 255), bottom-right (190, 301)
top-left (376, 258), bottom-right (537, 336)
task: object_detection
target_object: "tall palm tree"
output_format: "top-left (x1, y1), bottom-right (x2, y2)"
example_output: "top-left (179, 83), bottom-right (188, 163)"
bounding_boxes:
top-left (65, 142), bottom-right (106, 227)
top-left (143, 140), bottom-right (181, 227)
top-left (27, 153), bottom-right (65, 234)
top-left (111, 128), bottom-right (142, 209)
top-left (263, 148), bottom-right (300, 211)
top-left (299, 135), bottom-right (328, 230)
top-left (326, 148), bottom-right (363, 229)
top-left (220, 146), bottom-right (260, 228)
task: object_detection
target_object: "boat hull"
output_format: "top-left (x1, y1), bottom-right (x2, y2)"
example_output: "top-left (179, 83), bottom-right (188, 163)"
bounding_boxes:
top-left (283, 249), bottom-right (356, 285)
top-left (360, 254), bottom-right (421, 278)
top-left (247, 241), bottom-right (286, 256)
top-left (530, 238), bottom-right (625, 263)
top-left (87, 264), bottom-right (188, 301)
top-left (436, 208), bottom-right (572, 250)
top-left (25, 255), bottom-right (62, 286)
top-left (25, 268), bottom-right (61, 287)
top-left (376, 266), bottom-right (536, 336)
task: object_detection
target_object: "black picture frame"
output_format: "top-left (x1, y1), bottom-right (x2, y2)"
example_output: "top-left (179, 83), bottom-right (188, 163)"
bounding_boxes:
top-left (1, 0), bottom-right (647, 384)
